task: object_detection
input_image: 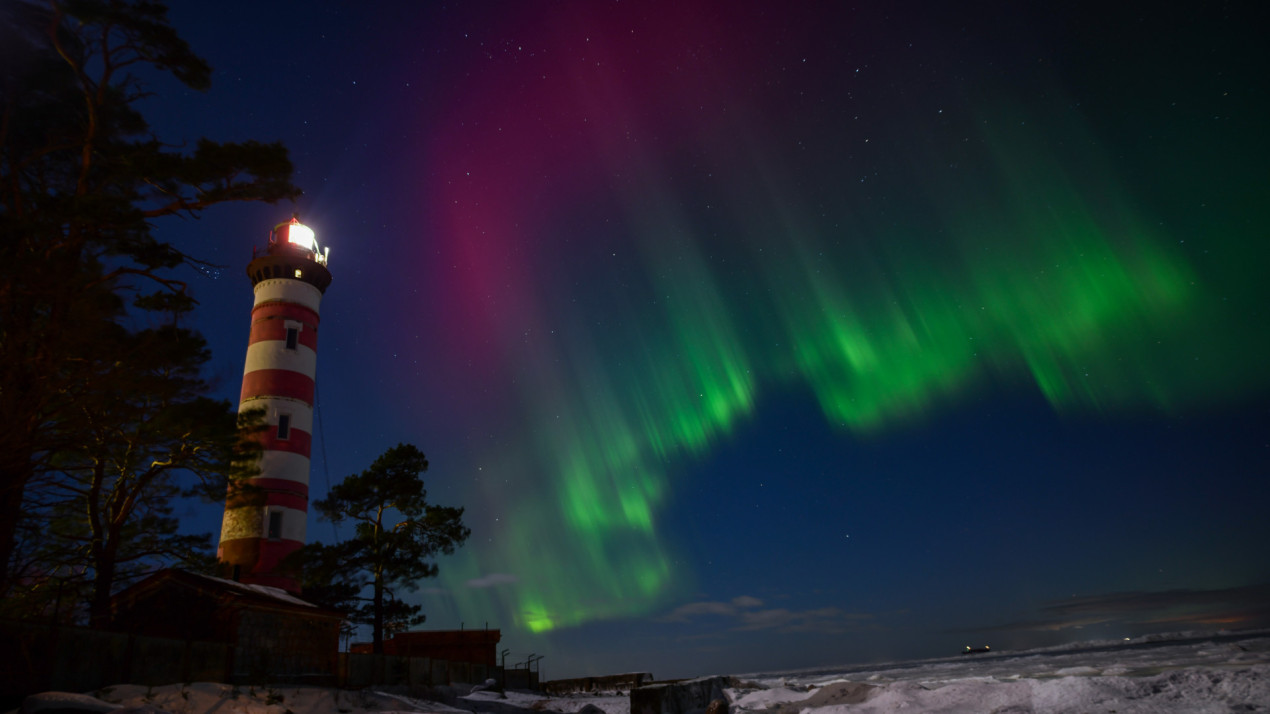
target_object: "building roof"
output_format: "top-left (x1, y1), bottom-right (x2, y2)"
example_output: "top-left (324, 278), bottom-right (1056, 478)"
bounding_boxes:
top-left (112, 569), bottom-right (345, 621)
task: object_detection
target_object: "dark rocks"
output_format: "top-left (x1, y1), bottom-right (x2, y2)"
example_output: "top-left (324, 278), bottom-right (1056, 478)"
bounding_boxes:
top-left (631, 676), bottom-right (741, 714)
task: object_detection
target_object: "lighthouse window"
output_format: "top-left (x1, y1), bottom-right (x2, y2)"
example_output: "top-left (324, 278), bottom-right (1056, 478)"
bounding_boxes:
top-left (285, 326), bottom-right (299, 350)
top-left (268, 511), bottom-right (283, 540)
top-left (277, 413), bottom-right (291, 440)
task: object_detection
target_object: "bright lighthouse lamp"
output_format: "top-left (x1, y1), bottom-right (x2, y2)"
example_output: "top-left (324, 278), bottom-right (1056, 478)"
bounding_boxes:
top-left (287, 221), bottom-right (316, 251)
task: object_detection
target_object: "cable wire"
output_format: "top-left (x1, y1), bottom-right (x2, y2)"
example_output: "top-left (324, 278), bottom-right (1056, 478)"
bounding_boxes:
top-left (314, 381), bottom-right (340, 541)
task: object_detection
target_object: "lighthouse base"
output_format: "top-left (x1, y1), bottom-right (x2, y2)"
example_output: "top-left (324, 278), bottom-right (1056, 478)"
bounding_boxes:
top-left (218, 537), bottom-right (303, 593)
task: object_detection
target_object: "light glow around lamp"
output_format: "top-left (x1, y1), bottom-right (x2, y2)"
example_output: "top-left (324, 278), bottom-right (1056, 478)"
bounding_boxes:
top-left (287, 222), bottom-right (316, 251)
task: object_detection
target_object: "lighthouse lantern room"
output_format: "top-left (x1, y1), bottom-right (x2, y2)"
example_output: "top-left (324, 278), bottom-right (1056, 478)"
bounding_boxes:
top-left (218, 217), bottom-right (331, 593)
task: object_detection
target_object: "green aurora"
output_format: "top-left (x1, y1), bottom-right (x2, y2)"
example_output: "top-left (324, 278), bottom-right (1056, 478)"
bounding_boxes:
top-left (428, 111), bottom-right (1242, 635)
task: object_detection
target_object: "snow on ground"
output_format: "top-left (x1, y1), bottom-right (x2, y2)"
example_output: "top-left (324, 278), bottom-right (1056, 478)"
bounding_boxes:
top-left (728, 629), bottom-right (1270, 713)
top-left (728, 667), bottom-right (1269, 713)
top-left (81, 682), bottom-right (430, 714)
top-left (15, 682), bottom-right (630, 714)
top-left (464, 688), bottom-right (630, 714)
top-left (13, 629), bottom-right (1270, 714)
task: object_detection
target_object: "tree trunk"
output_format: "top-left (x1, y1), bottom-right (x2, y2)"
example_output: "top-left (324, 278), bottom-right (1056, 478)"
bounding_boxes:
top-left (0, 443), bottom-right (35, 598)
top-left (372, 577), bottom-right (385, 654)
top-left (88, 551), bottom-right (116, 629)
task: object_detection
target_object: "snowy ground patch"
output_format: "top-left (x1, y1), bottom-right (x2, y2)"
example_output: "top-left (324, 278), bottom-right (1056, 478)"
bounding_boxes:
top-left (85, 682), bottom-right (426, 714)
top-left (462, 689), bottom-right (629, 714)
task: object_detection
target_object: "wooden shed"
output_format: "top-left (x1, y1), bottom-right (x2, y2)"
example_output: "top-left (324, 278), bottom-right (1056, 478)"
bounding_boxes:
top-left (110, 569), bottom-right (344, 683)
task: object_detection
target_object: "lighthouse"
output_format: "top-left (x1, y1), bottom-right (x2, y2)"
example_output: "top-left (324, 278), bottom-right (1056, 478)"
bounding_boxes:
top-left (218, 217), bottom-right (331, 593)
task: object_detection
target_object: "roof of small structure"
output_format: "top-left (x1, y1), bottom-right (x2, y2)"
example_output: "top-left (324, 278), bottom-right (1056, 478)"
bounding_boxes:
top-left (112, 569), bottom-right (345, 620)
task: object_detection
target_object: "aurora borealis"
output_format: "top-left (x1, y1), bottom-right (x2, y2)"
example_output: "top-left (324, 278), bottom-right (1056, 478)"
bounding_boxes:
top-left (155, 0), bottom-right (1267, 677)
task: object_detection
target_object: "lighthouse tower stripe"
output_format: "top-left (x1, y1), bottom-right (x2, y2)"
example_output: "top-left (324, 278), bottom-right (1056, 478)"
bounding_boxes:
top-left (258, 426), bottom-right (313, 456)
top-left (247, 478), bottom-right (310, 498)
top-left (248, 318), bottom-right (319, 350)
top-left (220, 505), bottom-right (307, 541)
top-left (261, 490), bottom-right (309, 512)
top-left (246, 425), bottom-right (315, 484)
top-left (243, 397), bottom-right (314, 433)
top-left (242, 342), bottom-right (318, 378)
top-left (220, 506), bottom-right (306, 556)
top-left (224, 488), bottom-right (308, 513)
top-left (239, 537), bottom-right (306, 590)
top-left (247, 300), bottom-right (319, 350)
top-left (253, 279), bottom-right (323, 313)
top-left (240, 370), bottom-right (315, 404)
top-left (225, 484), bottom-right (308, 511)
top-left (252, 301), bottom-right (319, 325)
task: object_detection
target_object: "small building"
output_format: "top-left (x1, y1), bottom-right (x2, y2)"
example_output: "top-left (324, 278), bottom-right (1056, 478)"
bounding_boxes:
top-left (110, 569), bottom-right (344, 683)
top-left (351, 628), bottom-right (501, 666)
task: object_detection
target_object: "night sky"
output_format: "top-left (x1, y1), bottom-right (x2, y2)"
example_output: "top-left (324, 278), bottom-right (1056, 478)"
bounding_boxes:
top-left (146, 0), bottom-right (1268, 678)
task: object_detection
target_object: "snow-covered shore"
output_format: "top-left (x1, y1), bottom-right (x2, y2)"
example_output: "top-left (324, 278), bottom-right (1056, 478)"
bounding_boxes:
top-left (14, 630), bottom-right (1270, 714)
top-left (729, 629), bottom-right (1270, 713)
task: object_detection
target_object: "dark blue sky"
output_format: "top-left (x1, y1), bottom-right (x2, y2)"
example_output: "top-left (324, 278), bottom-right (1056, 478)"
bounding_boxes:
top-left (146, 0), bottom-right (1269, 678)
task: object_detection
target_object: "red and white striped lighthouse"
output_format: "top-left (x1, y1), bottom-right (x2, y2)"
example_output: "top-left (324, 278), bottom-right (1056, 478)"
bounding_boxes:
top-left (218, 217), bottom-right (331, 593)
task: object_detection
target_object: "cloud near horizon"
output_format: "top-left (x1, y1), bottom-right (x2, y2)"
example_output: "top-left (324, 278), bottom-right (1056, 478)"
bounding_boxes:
top-left (974, 583), bottom-right (1270, 634)
top-left (656, 596), bottom-right (767, 623)
top-left (656, 596), bottom-right (872, 634)
top-left (466, 573), bottom-right (519, 589)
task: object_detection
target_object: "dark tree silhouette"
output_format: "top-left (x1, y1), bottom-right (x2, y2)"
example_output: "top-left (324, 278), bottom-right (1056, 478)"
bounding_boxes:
top-left (0, 0), bottom-right (299, 594)
top-left (309, 444), bottom-right (470, 653)
top-left (15, 324), bottom-right (263, 626)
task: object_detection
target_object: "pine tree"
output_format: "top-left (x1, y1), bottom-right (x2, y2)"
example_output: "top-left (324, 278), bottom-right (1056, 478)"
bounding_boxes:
top-left (310, 444), bottom-right (470, 653)
top-left (0, 0), bottom-right (300, 593)
top-left (11, 323), bottom-right (263, 626)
